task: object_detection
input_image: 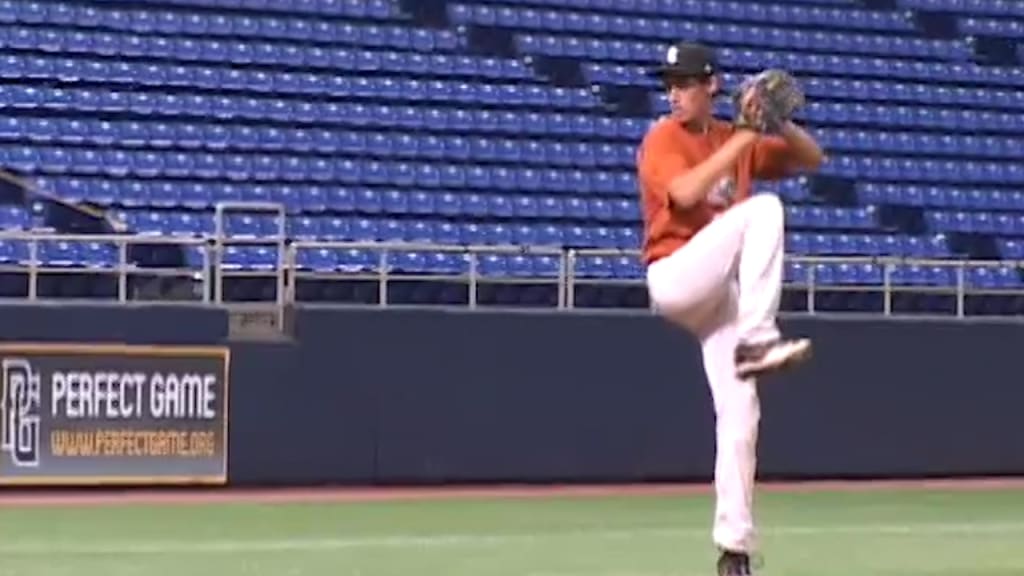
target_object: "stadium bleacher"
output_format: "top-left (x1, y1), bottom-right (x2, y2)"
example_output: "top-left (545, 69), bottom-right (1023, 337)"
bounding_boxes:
top-left (0, 0), bottom-right (1022, 314)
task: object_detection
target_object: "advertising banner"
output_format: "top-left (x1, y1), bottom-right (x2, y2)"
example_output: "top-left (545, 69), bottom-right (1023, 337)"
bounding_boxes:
top-left (0, 343), bottom-right (229, 486)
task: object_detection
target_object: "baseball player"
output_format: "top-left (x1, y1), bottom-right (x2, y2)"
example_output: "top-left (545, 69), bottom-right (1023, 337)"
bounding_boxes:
top-left (636, 42), bottom-right (826, 576)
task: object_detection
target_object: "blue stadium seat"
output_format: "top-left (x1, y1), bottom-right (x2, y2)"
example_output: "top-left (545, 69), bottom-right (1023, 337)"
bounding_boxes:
top-left (998, 239), bottom-right (1024, 259)
top-left (38, 240), bottom-right (81, 267)
top-left (0, 207), bottom-right (31, 230)
top-left (966, 265), bottom-right (1022, 289)
top-left (222, 246), bottom-right (279, 271)
top-left (890, 264), bottom-right (958, 287)
top-left (79, 241), bottom-right (118, 268)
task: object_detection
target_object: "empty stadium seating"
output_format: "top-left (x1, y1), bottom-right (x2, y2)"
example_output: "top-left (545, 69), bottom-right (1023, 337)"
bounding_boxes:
top-left (0, 0), bottom-right (1021, 315)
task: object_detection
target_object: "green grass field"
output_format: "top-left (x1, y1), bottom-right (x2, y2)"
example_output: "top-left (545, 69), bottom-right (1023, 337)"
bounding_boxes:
top-left (2, 487), bottom-right (1022, 576)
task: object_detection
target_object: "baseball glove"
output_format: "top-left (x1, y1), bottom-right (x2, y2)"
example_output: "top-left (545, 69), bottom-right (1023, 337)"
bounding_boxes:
top-left (733, 69), bottom-right (805, 134)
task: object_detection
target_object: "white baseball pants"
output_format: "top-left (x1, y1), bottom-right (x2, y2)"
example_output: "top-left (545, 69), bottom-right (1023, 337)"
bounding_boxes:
top-left (645, 193), bottom-right (786, 553)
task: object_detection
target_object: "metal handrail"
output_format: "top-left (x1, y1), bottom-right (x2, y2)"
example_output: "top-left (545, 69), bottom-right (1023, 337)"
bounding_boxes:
top-left (287, 240), bottom-right (568, 308)
top-left (212, 201), bottom-right (287, 320)
top-left (0, 230), bottom-right (1022, 317)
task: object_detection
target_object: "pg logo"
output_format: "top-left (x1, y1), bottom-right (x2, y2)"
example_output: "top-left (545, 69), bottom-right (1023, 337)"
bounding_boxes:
top-left (1, 358), bottom-right (41, 468)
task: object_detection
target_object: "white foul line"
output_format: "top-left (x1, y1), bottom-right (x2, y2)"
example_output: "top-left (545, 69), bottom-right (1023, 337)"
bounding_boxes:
top-left (1, 521), bottom-right (1023, 556)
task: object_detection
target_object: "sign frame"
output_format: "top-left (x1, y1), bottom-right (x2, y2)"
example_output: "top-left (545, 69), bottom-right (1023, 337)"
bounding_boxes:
top-left (0, 342), bottom-right (230, 486)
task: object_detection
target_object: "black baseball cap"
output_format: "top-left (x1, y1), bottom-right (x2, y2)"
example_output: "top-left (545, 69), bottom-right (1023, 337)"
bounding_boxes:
top-left (646, 41), bottom-right (718, 80)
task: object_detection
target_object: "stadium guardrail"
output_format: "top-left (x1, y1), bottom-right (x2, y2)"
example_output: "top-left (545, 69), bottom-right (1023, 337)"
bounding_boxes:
top-left (0, 228), bottom-right (1020, 318)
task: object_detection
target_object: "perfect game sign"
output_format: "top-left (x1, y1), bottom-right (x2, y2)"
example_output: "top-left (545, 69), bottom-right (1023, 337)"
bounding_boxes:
top-left (0, 343), bottom-right (229, 486)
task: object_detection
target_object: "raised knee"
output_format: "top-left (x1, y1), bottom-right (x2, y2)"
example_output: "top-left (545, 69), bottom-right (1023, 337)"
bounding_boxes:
top-left (748, 193), bottom-right (784, 225)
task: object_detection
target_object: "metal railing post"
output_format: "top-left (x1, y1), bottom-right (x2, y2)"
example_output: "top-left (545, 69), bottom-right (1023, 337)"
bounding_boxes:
top-left (807, 262), bottom-right (816, 314)
top-left (468, 252), bottom-right (478, 309)
top-left (117, 239), bottom-right (128, 302)
top-left (882, 259), bottom-right (892, 316)
top-left (556, 248), bottom-right (567, 309)
top-left (27, 239), bottom-right (37, 301)
top-left (378, 249), bottom-right (389, 307)
top-left (565, 248), bottom-right (577, 309)
top-left (212, 200), bottom-right (287, 308)
top-left (956, 262), bottom-right (965, 318)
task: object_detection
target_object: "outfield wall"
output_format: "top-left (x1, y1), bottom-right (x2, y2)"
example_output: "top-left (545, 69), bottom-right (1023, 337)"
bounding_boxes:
top-left (0, 304), bottom-right (1020, 486)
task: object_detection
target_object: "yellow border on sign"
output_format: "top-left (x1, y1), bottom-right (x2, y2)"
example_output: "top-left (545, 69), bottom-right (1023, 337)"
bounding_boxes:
top-left (0, 342), bottom-right (230, 357)
top-left (0, 475), bottom-right (226, 486)
top-left (0, 342), bottom-right (231, 486)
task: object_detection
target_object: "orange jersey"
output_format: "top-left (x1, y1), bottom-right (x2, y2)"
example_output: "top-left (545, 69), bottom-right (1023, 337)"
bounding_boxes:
top-left (636, 116), bottom-right (794, 265)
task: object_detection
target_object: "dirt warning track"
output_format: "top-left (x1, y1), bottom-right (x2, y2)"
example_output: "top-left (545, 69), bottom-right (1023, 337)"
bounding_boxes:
top-left (1, 477), bottom-right (1023, 508)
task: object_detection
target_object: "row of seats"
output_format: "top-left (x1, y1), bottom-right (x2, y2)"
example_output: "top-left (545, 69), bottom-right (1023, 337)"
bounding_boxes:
top-left (18, 205), bottom-right (918, 246)
top-left (528, 32), bottom-right (974, 69)
top-left (131, 0), bottom-right (409, 17)
top-left (0, 90), bottom-right (644, 139)
top-left (682, 98), bottom-right (1024, 133)
top-left (3, 240), bottom-right (1018, 291)
top-left (512, 25), bottom-right (970, 63)
top-left (784, 78), bottom-right (1021, 111)
top-left (31, 176), bottom-right (655, 208)
top-left (0, 57), bottom-right (592, 107)
top-left (0, 42), bottom-right (527, 79)
top-left (448, 2), bottom-right (916, 32)
top-left (925, 211), bottom-right (1024, 235)
top-left (811, 129), bottom-right (1024, 159)
top-left (958, 16), bottom-right (1024, 38)
top-left (857, 184), bottom-right (1024, 210)
top-left (787, 261), bottom-right (1023, 289)
top-left (785, 205), bottom-right (876, 230)
top-left (821, 156), bottom-right (1024, 183)
top-left (6, 149), bottom-right (646, 193)
top-left (608, 65), bottom-right (1006, 99)
top-left (33, 176), bottom-right (809, 212)
top-left (113, 212), bottom-right (645, 247)
top-left (12, 82), bottom-right (1024, 137)
top-left (0, 24), bottom-right (464, 59)
top-left (0, 240), bottom-right (163, 268)
top-left (448, 0), bottom-right (858, 10)
top-left (16, 118), bottom-right (1008, 173)
top-left (71, 207), bottom-right (906, 243)
top-left (895, 0), bottom-right (1021, 16)
top-left (0, 1), bottom-right (404, 29)
top-left (17, 144), bottom-right (1024, 188)
top-left (11, 26), bottom-right (462, 59)
top-left (789, 232), bottom-right (951, 258)
top-left (108, 192), bottom-right (642, 223)
top-left (793, 233), bottom-right (1024, 261)
top-left (997, 239), bottom-right (1024, 259)
top-left (457, 1), bottom-right (1019, 48)
top-left (3, 122), bottom-right (642, 168)
top-left (620, 48), bottom-right (1024, 85)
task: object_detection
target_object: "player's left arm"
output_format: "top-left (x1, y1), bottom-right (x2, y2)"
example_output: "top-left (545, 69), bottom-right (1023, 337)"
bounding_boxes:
top-left (752, 122), bottom-right (826, 180)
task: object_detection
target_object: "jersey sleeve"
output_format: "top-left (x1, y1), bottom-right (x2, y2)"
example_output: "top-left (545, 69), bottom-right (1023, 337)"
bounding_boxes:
top-left (637, 125), bottom-right (692, 201)
top-left (750, 135), bottom-right (794, 180)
